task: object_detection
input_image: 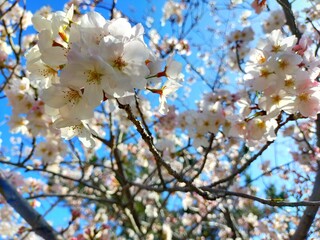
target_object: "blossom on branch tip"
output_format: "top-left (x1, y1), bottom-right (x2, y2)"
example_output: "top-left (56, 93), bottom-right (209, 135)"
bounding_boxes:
top-left (26, 6), bottom-right (182, 145)
top-left (148, 80), bottom-right (181, 115)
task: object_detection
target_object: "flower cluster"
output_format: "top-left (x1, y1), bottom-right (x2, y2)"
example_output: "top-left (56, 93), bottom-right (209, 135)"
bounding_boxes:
top-left (172, 30), bottom-right (320, 148)
top-left (148, 29), bottom-right (191, 56)
top-left (26, 5), bottom-right (182, 147)
top-left (161, 0), bottom-right (186, 27)
top-left (245, 29), bottom-right (320, 119)
top-left (226, 27), bottom-right (254, 70)
top-left (0, 1), bottom-right (32, 30)
top-left (303, 3), bottom-right (320, 21)
top-left (262, 10), bottom-right (286, 33)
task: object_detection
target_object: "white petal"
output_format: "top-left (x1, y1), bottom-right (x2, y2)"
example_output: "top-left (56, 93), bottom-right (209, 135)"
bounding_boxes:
top-left (60, 100), bottom-right (94, 120)
top-left (166, 60), bottom-right (182, 79)
top-left (32, 15), bottom-right (52, 32)
top-left (123, 40), bottom-right (148, 61)
top-left (84, 83), bottom-right (103, 107)
top-left (80, 11), bottom-right (106, 28)
top-left (41, 47), bottom-right (68, 67)
top-left (79, 134), bottom-right (95, 148)
top-left (108, 18), bottom-right (131, 38)
top-left (54, 117), bottom-right (80, 129)
top-left (41, 86), bottom-right (67, 108)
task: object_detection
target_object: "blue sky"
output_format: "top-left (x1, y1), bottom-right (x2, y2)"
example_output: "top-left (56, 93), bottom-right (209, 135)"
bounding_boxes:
top-left (0, 0), bottom-right (313, 236)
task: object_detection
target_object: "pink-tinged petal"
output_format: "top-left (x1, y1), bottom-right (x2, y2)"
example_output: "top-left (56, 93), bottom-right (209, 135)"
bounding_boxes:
top-left (158, 96), bottom-right (168, 115)
top-left (100, 36), bottom-right (124, 62)
top-left (78, 128), bottom-right (96, 148)
top-left (66, 44), bottom-right (85, 62)
top-left (25, 45), bottom-right (41, 66)
top-left (298, 95), bottom-right (320, 118)
top-left (132, 23), bottom-right (144, 37)
top-left (66, 4), bottom-right (74, 21)
top-left (163, 80), bottom-right (181, 96)
top-left (57, 118), bottom-right (96, 147)
top-left (79, 136), bottom-right (95, 148)
top-left (123, 62), bottom-right (150, 78)
top-left (44, 105), bottom-right (59, 116)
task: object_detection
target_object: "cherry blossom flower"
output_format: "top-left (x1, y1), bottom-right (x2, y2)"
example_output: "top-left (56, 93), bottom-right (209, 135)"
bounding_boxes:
top-left (26, 45), bottom-right (59, 88)
top-left (0, 40), bottom-right (12, 62)
top-left (77, 11), bottom-right (108, 47)
top-left (259, 90), bottom-right (295, 117)
top-left (263, 10), bottom-right (286, 33)
top-left (161, 0), bottom-right (186, 26)
top-left (148, 79), bottom-right (181, 114)
top-left (54, 118), bottom-right (97, 148)
top-left (41, 84), bottom-right (94, 120)
top-left (99, 35), bottom-right (150, 96)
top-left (60, 52), bottom-right (114, 106)
top-left (294, 86), bottom-right (320, 118)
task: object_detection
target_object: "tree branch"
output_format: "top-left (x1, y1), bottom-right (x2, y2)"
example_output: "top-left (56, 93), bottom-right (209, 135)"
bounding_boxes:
top-left (0, 174), bottom-right (60, 240)
top-left (291, 114), bottom-right (320, 239)
top-left (276, 0), bottom-right (302, 39)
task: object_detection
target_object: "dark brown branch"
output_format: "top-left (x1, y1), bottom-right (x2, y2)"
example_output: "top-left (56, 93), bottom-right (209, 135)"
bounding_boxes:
top-left (291, 114), bottom-right (320, 239)
top-left (109, 0), bottom-right (117, 20)
top-left (0, 174), bottom-right (60, 240)
top-left (235, 41), bottom-right (246, 74)
top-left (291, 166), bottom-right (320, 239)
top-left (117, 100), bottom-right (211, 199)
top-left (130, 181), bottom-right (320, 207)
top-left (209, 140), bottom-right (273, 187)
top-left (20, 137), bottom-right (36, 165)
top-left (0, 159), bottom-right (104, 192)
top-left (0, 0), bottom-right (19, 20)
top-left (113, 147), bottom-right (142, 235)
top-left (134, 93), bottom-right (153, 138)
top-left (27, 193), bottom-right (117, 204)
top-left (209, 114), bottom-right (295, 187)
top-left (223, 207), bottom-right (243, 239)
top-left (276, 0), bottom-right (302, 39)
top-left (190, 133), bottom-right (214, 182)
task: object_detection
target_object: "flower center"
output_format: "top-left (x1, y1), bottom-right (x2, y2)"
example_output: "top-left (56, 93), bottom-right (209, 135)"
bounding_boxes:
top-left (259, 68), bottom-right (272, 78)
top-left (271, 44), bottom-right (281, 53)
top-left (113, 56), bottom-right (127, 71)
top-left (278, 59), bottom-right (289, 70)
top-left (298, 92), bottom-right (310, 102)
top-left (284, 78), bottom-right (295, 89)
top-left (272, 95), bottom-right (282, 104)
top-left (64, 89), bottom-right (81, 106)
top-left (85, 69), bottom-right (103, 85)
